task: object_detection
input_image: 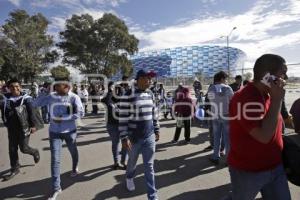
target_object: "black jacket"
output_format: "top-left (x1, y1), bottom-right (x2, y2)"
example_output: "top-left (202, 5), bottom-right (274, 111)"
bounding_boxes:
top-left (101, 89), bottom-right (119, 124)
top-left (1, 93), bottom-right (35, 130)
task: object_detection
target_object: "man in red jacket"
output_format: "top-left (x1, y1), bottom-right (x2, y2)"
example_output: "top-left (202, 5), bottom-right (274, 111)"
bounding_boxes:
top-left (228, 54), bottom-right (291, 200)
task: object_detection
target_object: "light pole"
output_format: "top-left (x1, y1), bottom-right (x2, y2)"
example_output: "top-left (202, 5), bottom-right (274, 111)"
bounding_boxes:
top-left (221, 27), bottom-right (237, 77)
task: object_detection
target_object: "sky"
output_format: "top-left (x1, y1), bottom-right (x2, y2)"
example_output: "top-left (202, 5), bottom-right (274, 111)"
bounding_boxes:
top-left (1, 0), bottom-right (300, 76)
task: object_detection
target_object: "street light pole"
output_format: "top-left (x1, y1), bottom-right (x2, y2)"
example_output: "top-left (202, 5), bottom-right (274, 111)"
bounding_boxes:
top-left (223, 27), bottom-right (237, 78)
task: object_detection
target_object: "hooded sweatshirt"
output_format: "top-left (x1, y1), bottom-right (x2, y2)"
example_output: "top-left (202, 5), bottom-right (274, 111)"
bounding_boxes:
top-left (207, 84), bottom-right (234, 118)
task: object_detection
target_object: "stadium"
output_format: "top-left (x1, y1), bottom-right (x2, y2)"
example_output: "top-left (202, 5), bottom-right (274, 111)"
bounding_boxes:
top-left (128, 45), bottom-right (247, 79)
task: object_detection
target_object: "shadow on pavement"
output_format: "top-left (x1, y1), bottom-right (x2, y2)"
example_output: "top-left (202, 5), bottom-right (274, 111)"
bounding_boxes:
top-left (41, 129), bottom-right (109, 141)
top-left (42, 136), bottom-right (111, 151)
top-left (0, 164), bottom-right (35, 179)
top-left (168, 183), bottom-right (231, 200)
top-left (94, 150), bottom-right (225, 199)
top-left (0, 165), bottom-right (112, 200)
top-left (156, 131), bottom-right (209, 151)
top-left (77, 130), bottom-right (108, 135)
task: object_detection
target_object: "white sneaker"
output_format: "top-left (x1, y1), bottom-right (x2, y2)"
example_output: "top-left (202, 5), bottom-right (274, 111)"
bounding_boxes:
top-left (126, 178), bottom-right (135, 191)
top-left (48, 189), bottom-right (62, 200)
top-left (70, 167), bottom-right (79, 177)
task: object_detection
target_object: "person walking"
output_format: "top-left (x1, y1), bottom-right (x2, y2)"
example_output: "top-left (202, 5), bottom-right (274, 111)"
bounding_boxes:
top-left (228, 54), bottom-right (291, 200)
top-left (102, 81), bottom-right (127, 170)
top-left (119, 69), bottom-right (160, 200)
top-left (78, 85), bottom-right (89, 113)
top-left (39, 82), bottom-right (51, 124)
top-left (229, 75), bottom-right (243, 92)
top-left (33, 79), bottom-right (84, 200)
top-left (1, 78), bottom-right (40, 181)
top-left (207, 71), bottom-right (234, 165)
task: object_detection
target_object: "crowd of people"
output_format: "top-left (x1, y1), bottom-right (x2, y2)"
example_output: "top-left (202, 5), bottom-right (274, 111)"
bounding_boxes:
top-left (0, 53), bottom-right (300, 200)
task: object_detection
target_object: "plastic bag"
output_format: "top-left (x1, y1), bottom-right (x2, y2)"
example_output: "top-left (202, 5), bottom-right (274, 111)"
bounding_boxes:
top-left (195, 107), bottom-right (205, 120)
top-left (176, 117), bottom-right (184, 128)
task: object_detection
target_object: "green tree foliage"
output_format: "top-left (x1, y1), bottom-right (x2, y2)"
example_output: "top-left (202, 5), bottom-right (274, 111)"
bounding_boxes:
top-left (50, 65), bottom-right (70, 80)
top-left (58, 13), bottom-right (139, 77)
top-left (0, 10), bottom-right (56, 82)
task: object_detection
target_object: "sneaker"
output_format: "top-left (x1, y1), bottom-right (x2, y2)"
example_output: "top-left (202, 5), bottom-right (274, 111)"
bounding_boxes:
top-left (184, 140), bottom-right (190, 144)
top-left (209, 157), bottom-right (220, 165)
top-left (3, 169), bottom-right (20, 181)
top-left (33, 150), bottom-right (40, 164)
top-left (171, 140), bottom-right (178, 144)
top-left (70, 167), bottom-right (79, 177)
top-left (48, 189), bottom-right (62, 200)
top-left (126, 178), bottom-right (135, 191)
top-left (113, 163), bottom-right (122, 170)
top-left (120, 162), bottom-right (127, 170)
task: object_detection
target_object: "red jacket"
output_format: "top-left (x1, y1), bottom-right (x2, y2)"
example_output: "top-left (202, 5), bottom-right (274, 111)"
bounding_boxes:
top-left (174, 92), bottom-right (194, 117)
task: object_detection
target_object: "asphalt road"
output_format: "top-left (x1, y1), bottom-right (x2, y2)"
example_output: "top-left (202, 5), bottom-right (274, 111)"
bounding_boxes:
top-left (0, 108), bottom-right (300, 200)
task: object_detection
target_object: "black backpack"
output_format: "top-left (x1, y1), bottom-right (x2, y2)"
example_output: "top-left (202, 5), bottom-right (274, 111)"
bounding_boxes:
top-left (8, 96), bottom-right (44, 135)
top-left (282, 135), bottom-right (300, 186)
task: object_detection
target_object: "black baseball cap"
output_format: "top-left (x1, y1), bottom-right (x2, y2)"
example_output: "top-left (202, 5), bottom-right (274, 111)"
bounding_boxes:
top-left (136, 69), bottom-right (156, 80)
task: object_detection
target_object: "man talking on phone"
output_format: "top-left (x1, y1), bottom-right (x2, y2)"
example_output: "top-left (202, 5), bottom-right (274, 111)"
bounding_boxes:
top-left (118, 69), bottom-right (160, 200)
top-left (227, 54), bottom-right (291, 200)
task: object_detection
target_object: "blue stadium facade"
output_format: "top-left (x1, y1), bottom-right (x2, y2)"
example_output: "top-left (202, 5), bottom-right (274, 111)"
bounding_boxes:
top-left (113, 45), bottom-right (246, 79)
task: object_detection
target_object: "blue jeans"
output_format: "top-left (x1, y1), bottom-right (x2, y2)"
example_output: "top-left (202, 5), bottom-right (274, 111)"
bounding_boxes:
top-left (212, 118), bottom-right (229, 160)
top-left (49, 132), bottom-right (78, 191)
top-left (229, 164), bottom-right (291, 200)
top-left (126, 133), bottom-right (157, 200)
top-left (106, 123), bottom-right (127, 164)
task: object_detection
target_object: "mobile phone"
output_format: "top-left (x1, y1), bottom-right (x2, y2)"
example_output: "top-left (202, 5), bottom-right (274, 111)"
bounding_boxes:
top-left (261, 73), bottom-right (277, 88)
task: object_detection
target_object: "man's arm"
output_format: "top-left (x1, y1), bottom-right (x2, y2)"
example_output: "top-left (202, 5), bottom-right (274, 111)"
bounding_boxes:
top-left (119, 93), bottom-right (133, 150)
top-left (24, 97), bottom-right (38, 133)
top-left (32, 94), bottom-right (50, 108)
top-left (118, 94), bottom-right (131, 140)
top-left (249, 80), bottom-right (285, 144)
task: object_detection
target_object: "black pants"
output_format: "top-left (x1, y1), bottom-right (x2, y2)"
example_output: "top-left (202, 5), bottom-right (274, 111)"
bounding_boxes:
top-left (92, 101), bottom-right (98, 114)
top-left (173, 119), bottom-right (191, 141)
top-left (8, 128), bottom-right (38, 170)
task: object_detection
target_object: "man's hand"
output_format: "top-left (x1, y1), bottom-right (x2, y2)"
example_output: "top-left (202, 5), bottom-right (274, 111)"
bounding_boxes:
top-left (53, 117), bottom-right (62, 123)
top-left (269, 78), bottom-right (285, 101)
top-left (284, 115), bottom-right (294, 129)
top-left (30, 127), bottom-right (37, 134)
top-left (122, 138), bottom-right (132, 151)
top-left (155, 133), bottom-right (160, 142)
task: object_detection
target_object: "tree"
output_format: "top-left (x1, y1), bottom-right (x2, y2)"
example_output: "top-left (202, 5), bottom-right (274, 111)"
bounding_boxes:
top-left (50, 65), bottom-right (70, 80)
top-left (58, 13), bottom-right (139, 78)
top-left (0, 10), bottom-right (56, 82)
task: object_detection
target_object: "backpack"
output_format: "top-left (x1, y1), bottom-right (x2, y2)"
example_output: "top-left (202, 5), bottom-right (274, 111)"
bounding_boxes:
top-left (5, 96), bottom-right (44, 135)
top-left (282, 135), bottom-right (300, 186)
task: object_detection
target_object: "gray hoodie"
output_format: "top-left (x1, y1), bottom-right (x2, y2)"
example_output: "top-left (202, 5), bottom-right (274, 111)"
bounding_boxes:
top-left (207, 83), bottom-right (234, 117)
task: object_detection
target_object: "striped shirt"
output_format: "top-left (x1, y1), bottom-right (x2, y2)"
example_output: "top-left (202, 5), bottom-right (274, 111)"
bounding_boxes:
top-left (118, 88), bottom-right (160, 140)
